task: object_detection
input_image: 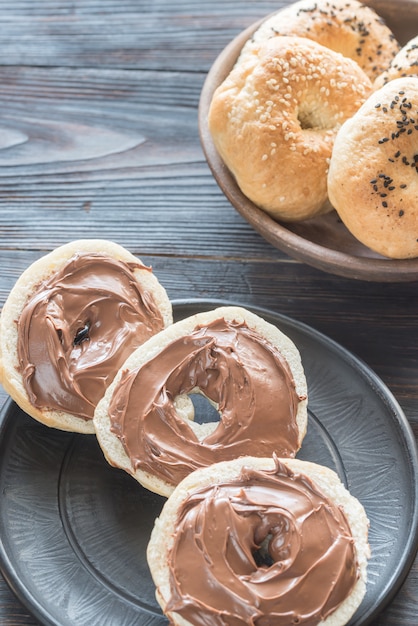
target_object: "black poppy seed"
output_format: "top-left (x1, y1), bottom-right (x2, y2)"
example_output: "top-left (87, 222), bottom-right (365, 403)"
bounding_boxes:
top-left (382, 201), bottom-right (388, 207)
top-left (375, 103), bottom-right (381, 108)
top-left (382, 107), bottom-right (388, 112)
top-left (400, 184), bottom-right (407, 188)
top-left (388, 186), bottom-right (395, 191)
top-left (373, 184), bottom-right (378, 191)
top-left (408, 129), bottom-right (413, 134)
top-left (395, 151), bottom-right (401, 158)
top-left (399, 210), bottom-right (404, 217)
top-left (388, 158), bottom-right (395, 163)
top-left (380, 193), bottom-right (387, 197)
top-left (370, 178), bottom-right (377, 184)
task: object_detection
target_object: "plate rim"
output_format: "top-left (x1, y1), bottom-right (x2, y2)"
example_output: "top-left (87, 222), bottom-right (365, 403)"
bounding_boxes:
top-left (198, 7), bottom-right (418, 283)
top-left (1, 297), bottom-right (418, 626)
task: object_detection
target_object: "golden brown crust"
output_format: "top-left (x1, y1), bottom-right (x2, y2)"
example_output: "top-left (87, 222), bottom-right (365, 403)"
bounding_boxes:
top-left (239, 0), bottom-right (400, 82)
top-left (375, 35), bottom-right (418, 89)
top-left (208, 36), bottom-right (372, 221)
top-left (328, 77), bottom-right (418, 259)
top-left (0, 239), bottom-right (172, 433)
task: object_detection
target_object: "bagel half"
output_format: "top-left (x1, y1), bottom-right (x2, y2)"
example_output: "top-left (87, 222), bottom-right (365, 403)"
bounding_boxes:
top-left (147, 456), bottom-right (370, 626)
top-left (94, 306), bottom-right (308, 496)
top-left (0, 239), bottom-right (172, 433)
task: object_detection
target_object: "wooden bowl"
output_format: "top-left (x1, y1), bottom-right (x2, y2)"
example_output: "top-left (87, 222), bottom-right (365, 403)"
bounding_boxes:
top-left (199, 0), bottom-right (418, 282)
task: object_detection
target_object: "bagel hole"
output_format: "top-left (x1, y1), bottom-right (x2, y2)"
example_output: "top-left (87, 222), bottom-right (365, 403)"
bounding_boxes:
top-left (297, 105), bottom-right (324, 131)
top-left (190, 393), bottom-right (220, 425)
top-left (253, 534), bottom-right (275, 568)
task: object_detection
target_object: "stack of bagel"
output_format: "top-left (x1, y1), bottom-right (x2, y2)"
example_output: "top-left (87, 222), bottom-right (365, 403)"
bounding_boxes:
top-left (208, 0), bottom-right (418, 259)
top-left (0, 237), bottom-right (370, 626)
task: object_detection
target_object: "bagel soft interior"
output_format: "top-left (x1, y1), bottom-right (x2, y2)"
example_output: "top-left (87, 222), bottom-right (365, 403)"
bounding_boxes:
top-left (94, 306), bottom-right (308, 496)
top-left (147, 456), bottom-right (370, 626)
top-left (0, 239), bottom-right (172, 433)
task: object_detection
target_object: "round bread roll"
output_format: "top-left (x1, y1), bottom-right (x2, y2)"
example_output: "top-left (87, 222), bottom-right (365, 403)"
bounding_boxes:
top-left (208, 35), bottom-right (372, 221)
top-left (375, 35), bottom-right (418, 90)
top-left (328, 77), bottom-right (418, 259)
top-left (0, 239), bottom-right (172, 433)
top-left (94, 306), bottom-right (308, 496)
top-left (147, 456), bottom-right (370, 626)
top-left (239, 0), bottom-right (400, 82)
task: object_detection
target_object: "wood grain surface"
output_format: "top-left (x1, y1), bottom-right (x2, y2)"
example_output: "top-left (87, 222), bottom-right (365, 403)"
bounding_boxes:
top-left (0, 0), bottom-right (417, 624)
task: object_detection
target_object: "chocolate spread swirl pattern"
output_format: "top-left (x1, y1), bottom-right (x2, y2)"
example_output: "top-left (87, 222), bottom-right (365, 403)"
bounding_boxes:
top-left (17, 252), bottom-right (165, 420)
top-left (108, 317), bottom-right (305, 488)
top-left (149, 457), bottom-right (365, 626)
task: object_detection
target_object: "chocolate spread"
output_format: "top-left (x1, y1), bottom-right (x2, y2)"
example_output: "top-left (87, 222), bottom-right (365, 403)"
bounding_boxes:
top-left (166, 459), bottom-right (359, 626)
top-left (109, 318), bottom-right (305, 486)
top-left (17, 252), bottom-right (165, 420)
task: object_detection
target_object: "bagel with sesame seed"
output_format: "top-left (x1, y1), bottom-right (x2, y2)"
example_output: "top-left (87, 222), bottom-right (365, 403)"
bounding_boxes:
top-left (328, 77), bottom-right (418, 259)
top-left (208, 35), bottom-right (372, 221)
top-left (238, 0), bottom-right (400, 82)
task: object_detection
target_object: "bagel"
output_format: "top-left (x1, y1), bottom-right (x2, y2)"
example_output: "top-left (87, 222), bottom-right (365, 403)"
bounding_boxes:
top-left (94, 306), bottom-right (308, 496)
top-left (239, 0), bottom-right (400, 82)
top-left (208, 35), bottom-right (372, 221)
top-left (147, 456), bottom-right (370, 626)
top-left (375, 35), bottom-right (418, 90)
top-left (0, 239), bottom-right (172, 433)
top-left (328, 77), bottom-right (418, 259)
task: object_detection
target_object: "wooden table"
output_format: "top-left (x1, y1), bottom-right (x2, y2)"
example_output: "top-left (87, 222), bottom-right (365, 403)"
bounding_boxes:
top-left (0, 0), bottom-right (417, 624)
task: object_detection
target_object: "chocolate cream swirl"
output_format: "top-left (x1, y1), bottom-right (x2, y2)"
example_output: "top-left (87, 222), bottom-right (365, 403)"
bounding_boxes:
top-left (17, 252), bottom-right (165, 420)
top-left (165, 459), bottom-right (359, 626)
top-left (109, 317), bottom-right (305, 487)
